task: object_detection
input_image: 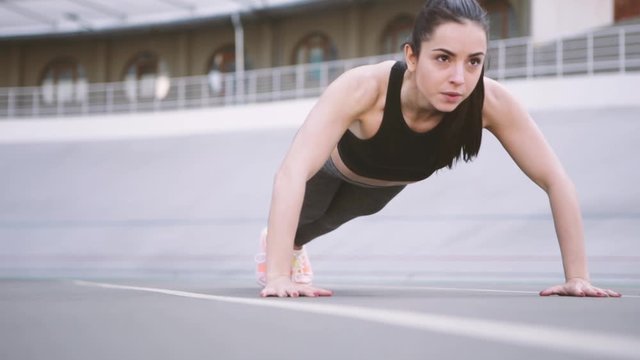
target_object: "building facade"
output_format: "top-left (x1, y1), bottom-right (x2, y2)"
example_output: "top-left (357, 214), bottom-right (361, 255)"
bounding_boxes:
top-left (0, 0), bottom-right (637, 100)
top-left (0, 0), bottom-right (530, 88)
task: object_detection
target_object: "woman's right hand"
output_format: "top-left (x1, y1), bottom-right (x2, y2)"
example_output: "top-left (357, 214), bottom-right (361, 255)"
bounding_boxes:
top-left (260, 276), bottom-right (333, 298)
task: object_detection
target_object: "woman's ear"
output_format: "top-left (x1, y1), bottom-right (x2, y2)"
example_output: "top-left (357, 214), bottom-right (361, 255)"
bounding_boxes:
top-left (404, 43), bottom-right (417, 72)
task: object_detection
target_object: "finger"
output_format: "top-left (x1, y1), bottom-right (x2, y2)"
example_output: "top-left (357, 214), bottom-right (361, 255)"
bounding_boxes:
top-left (260, 288), bottom-right (275, 297)
top-left (296, 285), bottom-right (332, 297)
top-left (298, 289), bottom-right (317, 297)
top-left (555, 287), bottom-right (573, 296)
top-left (296, 285), bottom-right (320, 297)
top-left (583, 287), bottom-right (606, 297)
top-left (277, 289), bottom-right (288, 297)
top-left (580, 285), bottom-right (600, 297)
top-left (539, 289), bottom-right (551, 296)
top-left (605, 289), bottom-right (622, 297)
top-left (287, 289), bottom-right (300, 298)
top-left (540, 286), bottom-right (562, 296)
top-left (311, 287), bottom-right (333, 296)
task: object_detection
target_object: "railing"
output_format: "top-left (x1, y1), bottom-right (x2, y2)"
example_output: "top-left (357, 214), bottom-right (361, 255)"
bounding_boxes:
top-left (2, 23), bottom-right (640, 119)
top-left (486, 24), bottom-right (640, 79)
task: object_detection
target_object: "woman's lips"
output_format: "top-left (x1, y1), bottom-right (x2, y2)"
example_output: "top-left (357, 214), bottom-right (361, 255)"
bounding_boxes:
top-left (441, 92), bottom-right (463, 103)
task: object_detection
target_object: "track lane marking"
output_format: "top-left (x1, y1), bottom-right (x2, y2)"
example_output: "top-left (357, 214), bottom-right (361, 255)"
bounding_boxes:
top-left (74, 280), bottom-right (640, 359)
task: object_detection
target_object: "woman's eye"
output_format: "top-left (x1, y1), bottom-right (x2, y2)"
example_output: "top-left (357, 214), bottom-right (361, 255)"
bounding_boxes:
top-left (436, 55), bottom-right (449, 62)
top-left (470, 58), bottom-right (483, 66)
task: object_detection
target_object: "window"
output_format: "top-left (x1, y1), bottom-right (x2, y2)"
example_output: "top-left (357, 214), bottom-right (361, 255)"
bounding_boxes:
top-left (292, 33), bottom-right (337, 65)
top-left (207, 44), bottom-right (236, 94)
top-left (482, 0), bottom-right (519, 39)
top-left (381, 15), bottom-right (414, 54)
top-left (40, 58), bottom-right (87, 104)
top-left (123, 51), bottom-right (170, 101)
top-left (615, 0), bottom-right (640, 22)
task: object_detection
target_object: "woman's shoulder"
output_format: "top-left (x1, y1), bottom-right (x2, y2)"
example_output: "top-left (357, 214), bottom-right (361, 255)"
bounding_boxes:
top-left (339, 61), bottom-right (395, 92)
top-left (481, 76), bottom-right (519, 128)
top-left (326, 61), bottom-right (395, 110)
top-left (346, 60), bottom-right (396, 78)
top-left (482, 76), bottom-right (509, 107)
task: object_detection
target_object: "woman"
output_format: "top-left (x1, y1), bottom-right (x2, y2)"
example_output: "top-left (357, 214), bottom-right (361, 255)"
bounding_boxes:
top-left (256, 0), bottom-right (621, 298)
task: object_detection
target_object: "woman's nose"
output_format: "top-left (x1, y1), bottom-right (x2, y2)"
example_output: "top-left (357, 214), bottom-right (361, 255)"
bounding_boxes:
top-left (449, 63), bottom-right (465, 85)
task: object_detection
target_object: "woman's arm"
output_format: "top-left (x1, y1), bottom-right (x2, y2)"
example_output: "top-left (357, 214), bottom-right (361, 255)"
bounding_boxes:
top-left (261, 63), bottom-right (385, 297)
top-left (482, 78), bottom-right (620, 297)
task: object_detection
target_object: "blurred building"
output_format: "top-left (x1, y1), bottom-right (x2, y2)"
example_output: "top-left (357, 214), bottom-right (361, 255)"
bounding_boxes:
top-left (0, 0), bottom-right (638, 113)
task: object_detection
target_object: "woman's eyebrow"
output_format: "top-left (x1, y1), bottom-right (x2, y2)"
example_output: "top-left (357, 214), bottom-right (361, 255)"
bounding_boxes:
top-left (432, 48), bottom-right (486, 57)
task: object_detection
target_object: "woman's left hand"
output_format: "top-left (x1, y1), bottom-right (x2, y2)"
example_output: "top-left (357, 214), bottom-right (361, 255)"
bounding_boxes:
top-left (540, 278), bottom-right (621, 297)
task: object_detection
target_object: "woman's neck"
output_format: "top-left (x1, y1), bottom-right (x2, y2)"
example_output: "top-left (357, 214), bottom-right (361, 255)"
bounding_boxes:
top-left (400, 70), bottom-right (442, 125)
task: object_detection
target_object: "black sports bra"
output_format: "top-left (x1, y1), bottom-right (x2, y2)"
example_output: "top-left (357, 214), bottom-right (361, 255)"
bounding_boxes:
top-left (337, 61), bottom-right (444, 182)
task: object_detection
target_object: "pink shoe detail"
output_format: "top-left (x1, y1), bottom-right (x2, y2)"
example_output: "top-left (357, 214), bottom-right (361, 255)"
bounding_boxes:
top-left (291, 248), bottom-right (313, 284)
top-left (255, 228), bottom-right (268, 286)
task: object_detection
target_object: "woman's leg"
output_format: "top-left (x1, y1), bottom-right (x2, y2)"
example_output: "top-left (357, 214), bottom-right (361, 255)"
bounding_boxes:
top-left (297, 165), bottom-right (343, 227)
top-left (294, 182), bottom-right (405, 247)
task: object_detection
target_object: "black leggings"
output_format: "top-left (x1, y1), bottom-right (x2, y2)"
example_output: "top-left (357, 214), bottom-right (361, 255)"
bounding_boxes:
top-left (294, 159), bottom-right (405, 247)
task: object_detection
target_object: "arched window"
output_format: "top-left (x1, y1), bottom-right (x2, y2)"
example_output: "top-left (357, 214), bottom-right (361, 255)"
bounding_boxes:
top-left (292, 33), bottom-right (337, 65)
top-left (380, 15), bottom-right (414, 54)
top-left (40, 58), bottom-right (87, 104)
top-left (482, 0), bottom-right (519, 39)
top-left (207, 44), bottom-right (236, 94)
top-left (123, 51), bottom-right (170, 101)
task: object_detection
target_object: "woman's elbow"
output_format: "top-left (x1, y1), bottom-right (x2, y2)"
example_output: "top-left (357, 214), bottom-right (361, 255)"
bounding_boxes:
top-left (273, 163), bottom-right (306, 190)
top-left (541, 172), bottom-right (576, 195)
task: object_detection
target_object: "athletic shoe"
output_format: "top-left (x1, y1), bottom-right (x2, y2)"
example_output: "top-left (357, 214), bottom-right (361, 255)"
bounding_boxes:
top-left (291, 247), bottom-right (313, 284)
top-left (255, 228), bottom-right (268, 286)
top-left (254, 228), bottom-right (313, 286)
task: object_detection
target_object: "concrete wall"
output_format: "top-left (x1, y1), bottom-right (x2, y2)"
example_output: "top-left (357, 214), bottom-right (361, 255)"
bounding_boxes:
top-left (530, 0), bottom-right (614, 43)
top-left (505, 73), bottom-right (640, 111)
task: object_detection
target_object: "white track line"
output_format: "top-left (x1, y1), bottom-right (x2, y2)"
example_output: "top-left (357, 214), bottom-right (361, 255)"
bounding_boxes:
top-left (74, 280), bottom-right (640, 359)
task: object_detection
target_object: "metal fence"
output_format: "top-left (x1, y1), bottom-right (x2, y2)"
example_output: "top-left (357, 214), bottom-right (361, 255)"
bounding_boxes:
top-left (2, 23), bottom-right (640, 119)
top-left (486, 24), bottom-right (640, 79)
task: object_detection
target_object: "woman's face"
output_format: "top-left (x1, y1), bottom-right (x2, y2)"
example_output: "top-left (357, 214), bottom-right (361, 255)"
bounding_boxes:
top-left (405, 20), bottom-right (487, 113)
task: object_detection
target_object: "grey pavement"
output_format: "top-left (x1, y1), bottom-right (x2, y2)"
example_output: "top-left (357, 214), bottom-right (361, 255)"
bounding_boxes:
top-left (0, 279), bottom-right (638, 360)
top-left (0, 106), bottom-right (639, 360)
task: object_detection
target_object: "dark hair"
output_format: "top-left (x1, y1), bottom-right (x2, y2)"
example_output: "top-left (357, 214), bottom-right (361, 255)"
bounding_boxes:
top-left (407, 0), bottom-right (489, 169)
